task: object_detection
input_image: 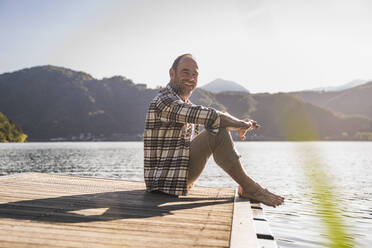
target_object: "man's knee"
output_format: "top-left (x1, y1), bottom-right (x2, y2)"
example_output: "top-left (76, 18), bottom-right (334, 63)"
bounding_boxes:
top-left (210, 127), bottom-right (241, 166)
top-left (217, 127), bottom-right (229, 135)
top-left (215, 128), bottom-right (233, 143)
top-left (206, 127), bottom-right (233, 152)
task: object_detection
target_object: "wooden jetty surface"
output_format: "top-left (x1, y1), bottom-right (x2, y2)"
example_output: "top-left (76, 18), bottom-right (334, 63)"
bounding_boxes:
top-left (0, 173), bottom-right (277, 248)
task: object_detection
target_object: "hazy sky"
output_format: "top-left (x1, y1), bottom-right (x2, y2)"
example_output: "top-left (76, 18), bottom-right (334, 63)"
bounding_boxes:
top-left (1, 0), bottom-right (372, 93)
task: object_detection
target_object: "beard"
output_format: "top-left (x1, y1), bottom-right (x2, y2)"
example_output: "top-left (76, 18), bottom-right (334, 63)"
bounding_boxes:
top-left (171, 76), bottom-right (196, 99)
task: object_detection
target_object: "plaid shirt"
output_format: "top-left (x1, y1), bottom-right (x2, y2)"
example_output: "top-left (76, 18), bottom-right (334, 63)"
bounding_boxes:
top-left (144, 84), bottom-right (220, 196)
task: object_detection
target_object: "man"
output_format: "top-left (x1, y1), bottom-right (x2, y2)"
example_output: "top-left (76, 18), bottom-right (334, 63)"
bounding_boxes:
top-left (144, 54), bottom-right (284, 207)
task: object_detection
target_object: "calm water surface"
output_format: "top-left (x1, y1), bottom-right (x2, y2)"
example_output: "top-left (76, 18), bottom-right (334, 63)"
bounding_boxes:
top-left (1, 141), bottom-right (371, 247)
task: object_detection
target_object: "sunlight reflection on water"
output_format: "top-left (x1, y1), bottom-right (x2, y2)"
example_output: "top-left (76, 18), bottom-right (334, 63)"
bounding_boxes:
top-left (1, 141), bottom-right (371, 247)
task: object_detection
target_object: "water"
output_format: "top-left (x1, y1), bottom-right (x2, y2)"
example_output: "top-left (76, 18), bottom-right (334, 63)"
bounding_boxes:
top-left (1, 141), bottom-right (371, 247)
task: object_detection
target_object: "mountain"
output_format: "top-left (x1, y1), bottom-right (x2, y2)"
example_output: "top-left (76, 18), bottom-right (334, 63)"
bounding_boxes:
top-left (0, 65), bottom-right (158, 141)
top-left (1, 65), bottom-right (372, 141)
top-left (308, 79), bottom-right (369, 92)
top-left (200, 79), bottom-right (249, 93)
top-left (209, 92), bottom-right (372, 141)
top-left (0, 112), bottom-right (27, 142)
top-left (290, 81), bottom-right (372, 120)
top-left (249, 93), bottom-right (372, 141)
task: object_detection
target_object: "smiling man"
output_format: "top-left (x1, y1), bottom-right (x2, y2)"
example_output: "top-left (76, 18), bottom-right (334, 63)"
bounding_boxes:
top-left (144, 54), bottom-right (284, 207)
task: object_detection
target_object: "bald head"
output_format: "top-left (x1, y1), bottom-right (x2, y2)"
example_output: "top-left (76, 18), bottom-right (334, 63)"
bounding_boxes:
top-left (171, 54), bottom-right (198, 72)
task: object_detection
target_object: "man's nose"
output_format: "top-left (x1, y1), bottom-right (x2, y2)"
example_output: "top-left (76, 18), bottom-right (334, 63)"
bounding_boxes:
top-left (187, 74), bottom-right (197, 82)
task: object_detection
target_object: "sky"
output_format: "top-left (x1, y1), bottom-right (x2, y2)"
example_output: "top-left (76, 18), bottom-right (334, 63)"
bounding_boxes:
top-left (1, 0), bottom-right (372, 93)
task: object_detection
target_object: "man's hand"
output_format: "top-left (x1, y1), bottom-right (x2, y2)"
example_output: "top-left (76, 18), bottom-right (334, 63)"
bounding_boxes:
top-left (219, 112), bottom-right (260, 140)
top-left (238, 119), bottom-right (260, 141)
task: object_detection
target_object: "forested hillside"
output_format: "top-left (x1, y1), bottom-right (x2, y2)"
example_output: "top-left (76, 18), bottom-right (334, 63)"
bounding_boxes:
top-left (1, 65), bottom-right (371, 141)
top-left (290, 81), bottom-right (372, 120)
top-left (0, 112), bottom-right (27, 142)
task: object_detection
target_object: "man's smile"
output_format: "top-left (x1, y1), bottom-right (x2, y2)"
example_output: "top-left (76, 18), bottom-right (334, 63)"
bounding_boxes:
top-left (182, 81), bottom-right (195, 87)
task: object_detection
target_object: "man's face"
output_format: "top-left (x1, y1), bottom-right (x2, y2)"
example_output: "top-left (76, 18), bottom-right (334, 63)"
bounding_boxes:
top-left (170, 57), bottom-right (199, 99)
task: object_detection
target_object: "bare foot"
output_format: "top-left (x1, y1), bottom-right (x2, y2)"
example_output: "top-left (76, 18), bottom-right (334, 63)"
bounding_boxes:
top-left (238, 185), bottom-right (284, 207)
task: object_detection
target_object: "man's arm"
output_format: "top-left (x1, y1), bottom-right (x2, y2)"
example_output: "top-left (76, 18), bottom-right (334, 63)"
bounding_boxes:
top-left (156, 94), bottom-right (257, 138)
top-left (219, 111), bottom-right (251, 129)
top-left (218, 111), bottom-right (259, 140)
top-left (156, 95), bottom-right (220, 131)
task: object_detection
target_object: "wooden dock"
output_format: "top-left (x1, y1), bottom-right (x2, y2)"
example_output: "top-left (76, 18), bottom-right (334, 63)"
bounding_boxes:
top-left (0, 173), bottom-right (277, 247)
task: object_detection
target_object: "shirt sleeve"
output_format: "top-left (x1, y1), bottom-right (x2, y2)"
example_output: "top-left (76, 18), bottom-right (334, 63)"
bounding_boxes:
top-left (156, 95), bottom-right (220, 134)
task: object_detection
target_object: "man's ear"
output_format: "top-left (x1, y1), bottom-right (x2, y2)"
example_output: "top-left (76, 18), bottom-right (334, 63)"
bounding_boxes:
top-left (169, 68), bottom-right (175, 81)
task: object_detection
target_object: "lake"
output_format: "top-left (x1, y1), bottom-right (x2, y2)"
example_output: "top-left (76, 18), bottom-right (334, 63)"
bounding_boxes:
top-left (1, 141), bottom-right (371, 247)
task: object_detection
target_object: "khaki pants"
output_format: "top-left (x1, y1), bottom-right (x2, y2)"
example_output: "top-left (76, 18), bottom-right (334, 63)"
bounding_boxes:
top-left (187, 128), bottom-right (242, 188)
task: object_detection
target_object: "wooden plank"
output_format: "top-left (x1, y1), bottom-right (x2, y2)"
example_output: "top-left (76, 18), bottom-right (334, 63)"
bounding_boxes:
top-left (0, 217), bottom-right (230, 233)
top-left (0, 196), bottom-right (234, 216)
top-left (229, 188), bottom-right (259, 248)
top-left (0, 223), bottom-right (230, 246)
top-left (0, 219), bottom-right (229, 238)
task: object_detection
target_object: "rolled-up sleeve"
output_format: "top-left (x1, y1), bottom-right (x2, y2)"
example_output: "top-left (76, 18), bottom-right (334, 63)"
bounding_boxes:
top-left (156, 95), bottom-right (220, 134)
